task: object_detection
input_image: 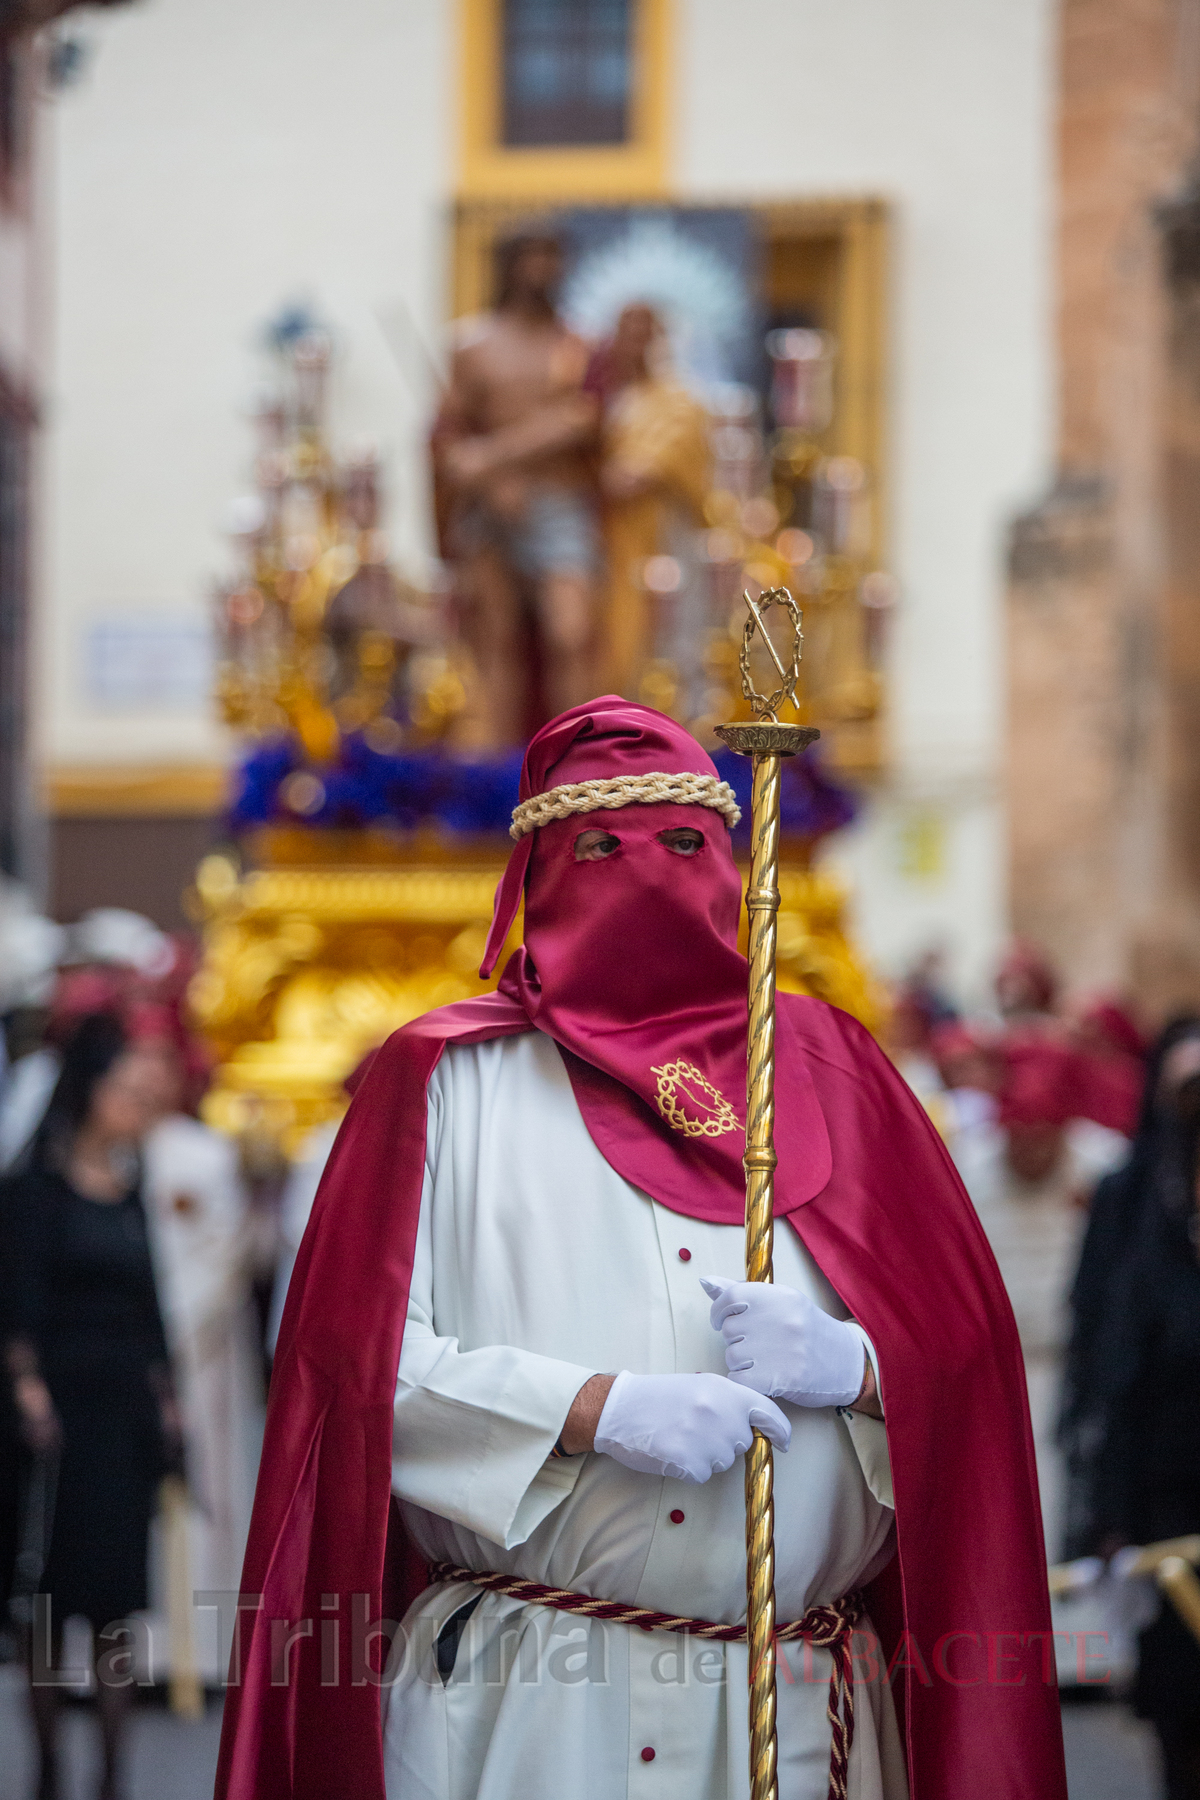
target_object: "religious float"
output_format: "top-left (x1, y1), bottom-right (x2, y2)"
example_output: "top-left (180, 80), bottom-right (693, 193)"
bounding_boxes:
top-left (189, 310), bottom-right (888, 1160)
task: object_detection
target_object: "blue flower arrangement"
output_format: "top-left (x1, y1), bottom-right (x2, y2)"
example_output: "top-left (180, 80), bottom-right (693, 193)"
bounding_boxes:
top-left (229, 732), bottom-right (856, 844)
top-left (229, 734), bottom-right (524, 837)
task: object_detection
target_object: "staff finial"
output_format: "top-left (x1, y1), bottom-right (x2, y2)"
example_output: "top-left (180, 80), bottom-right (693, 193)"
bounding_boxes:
top-left (738, 586), bottom-right (803, 721)
top-left (715, 587), bottom-right (819, 760)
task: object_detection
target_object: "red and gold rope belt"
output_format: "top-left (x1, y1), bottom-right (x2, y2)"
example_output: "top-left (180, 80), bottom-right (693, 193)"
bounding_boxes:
top-left (429, 1563), bottom-right (863, 1800)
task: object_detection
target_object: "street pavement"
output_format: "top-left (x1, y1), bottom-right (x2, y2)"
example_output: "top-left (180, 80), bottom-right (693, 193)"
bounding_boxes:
top-left (1061, 1694), bottom-right (1160, 1798)
top-left (0, 1663), bottom-right (1166, 1799)
top-left (0, 1665), bottom-right (222, 1800)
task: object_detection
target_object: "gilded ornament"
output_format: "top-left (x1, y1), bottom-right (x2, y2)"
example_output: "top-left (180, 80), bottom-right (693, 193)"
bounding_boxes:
top-left (650, 1060), bottom-right (740, 1139)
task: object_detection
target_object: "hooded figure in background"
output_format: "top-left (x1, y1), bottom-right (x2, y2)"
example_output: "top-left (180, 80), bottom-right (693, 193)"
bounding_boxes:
top-left (216, 698), bottom-right (1065, 1800)
top-left (1060, 1018), bottom-right (1200, 1798)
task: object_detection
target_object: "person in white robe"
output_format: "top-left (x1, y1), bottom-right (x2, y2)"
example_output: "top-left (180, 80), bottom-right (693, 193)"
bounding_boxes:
top-left (213, 699), bottom-right (1070, 1800)
top-left (954, 1110), bottom-right (1127, 1551)
top-left (142, 1099), bottom-right (264, 1659)
top-left (951, 1100), bottom-right (1130, 1686)
top-left (384, 1031), bottom-right (906, 1800)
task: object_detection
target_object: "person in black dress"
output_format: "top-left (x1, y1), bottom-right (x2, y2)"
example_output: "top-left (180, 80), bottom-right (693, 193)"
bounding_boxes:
top-left (0, 1012), bottom-right (181, 1800)
top-left (1060, 1017), bottom-right (1200, 1800)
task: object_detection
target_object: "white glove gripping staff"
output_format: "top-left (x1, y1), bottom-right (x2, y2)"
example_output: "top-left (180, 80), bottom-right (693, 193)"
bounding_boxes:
top-left (594, 1370), bottom-right (791, 1485)
top-left (701, 1276), bottom-right (866, 1410)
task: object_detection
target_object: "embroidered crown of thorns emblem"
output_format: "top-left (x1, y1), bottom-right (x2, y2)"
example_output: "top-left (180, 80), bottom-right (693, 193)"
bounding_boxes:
top-left (650, 1060), bottom-right (740, 1139)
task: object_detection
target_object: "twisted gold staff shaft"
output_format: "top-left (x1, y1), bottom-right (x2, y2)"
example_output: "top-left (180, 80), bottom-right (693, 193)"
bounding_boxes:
top-left (744, 752), bottom-right (782, 1800)
top-left (714, 588), bottom-right (819, 1800)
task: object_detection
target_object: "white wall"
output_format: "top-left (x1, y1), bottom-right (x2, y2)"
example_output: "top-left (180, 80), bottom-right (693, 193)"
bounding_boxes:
top-left (42, 0), bottom-right (1055, 998)
top-left (42, 0), bottom-right (452, 766)
top-left (680, 0), bottom-right (1056, 998)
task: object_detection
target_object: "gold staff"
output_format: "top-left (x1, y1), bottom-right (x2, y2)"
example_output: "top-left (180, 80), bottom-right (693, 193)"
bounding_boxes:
top-left (161, 1474), bottom-right (204, 1719)
top-left (716, 588), bottom-right (818, 1800)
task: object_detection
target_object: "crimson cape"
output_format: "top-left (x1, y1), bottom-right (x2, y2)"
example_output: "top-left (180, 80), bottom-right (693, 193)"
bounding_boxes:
top-left (214, 989), bottom-right (1067, 1800)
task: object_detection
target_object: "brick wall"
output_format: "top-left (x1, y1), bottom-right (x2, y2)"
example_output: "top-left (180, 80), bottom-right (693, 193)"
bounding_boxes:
top-left (1007, 0), bottom-right (1200, 1016)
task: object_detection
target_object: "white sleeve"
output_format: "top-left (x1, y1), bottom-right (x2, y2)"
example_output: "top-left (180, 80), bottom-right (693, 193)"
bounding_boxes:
top-left (391, 1077), bottom-right (596, 1551)
top-left (839, 1324), bottom-right (893, 1510)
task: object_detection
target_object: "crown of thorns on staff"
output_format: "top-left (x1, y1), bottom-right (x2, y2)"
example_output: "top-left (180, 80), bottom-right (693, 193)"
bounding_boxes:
top-left (509, 773), bottom-right (742, 841)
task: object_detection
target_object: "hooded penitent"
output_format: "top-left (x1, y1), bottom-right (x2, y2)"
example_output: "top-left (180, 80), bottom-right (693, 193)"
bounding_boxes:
top-left (482, 698), bottom-right (831, 1221)
top-left (216, 698), bottom-right (1067, 1800)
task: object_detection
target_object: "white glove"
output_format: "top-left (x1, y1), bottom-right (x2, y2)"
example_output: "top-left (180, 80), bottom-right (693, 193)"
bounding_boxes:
top-left (701, 1276), bottom-right (866, 1410)
top-left (594, 1370), bottom-right (791, 1484)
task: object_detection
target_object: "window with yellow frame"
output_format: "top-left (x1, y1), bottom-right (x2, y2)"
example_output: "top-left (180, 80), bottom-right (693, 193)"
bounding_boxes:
top-left (457, 0), bottom-right (671, 199)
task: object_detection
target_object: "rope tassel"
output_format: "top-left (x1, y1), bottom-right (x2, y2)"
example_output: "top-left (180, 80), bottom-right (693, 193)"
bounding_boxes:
top-left (825, 1624), bottom-right (856, 1800)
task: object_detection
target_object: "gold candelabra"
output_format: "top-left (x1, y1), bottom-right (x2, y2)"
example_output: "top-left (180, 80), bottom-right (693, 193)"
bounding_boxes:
top-left (213, 313), bottom-right (453, 774)
top-left (715, 589), bottom-right (819, 1800)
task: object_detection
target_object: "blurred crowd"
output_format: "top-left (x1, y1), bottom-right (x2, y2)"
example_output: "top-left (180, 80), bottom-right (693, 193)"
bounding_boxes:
top-left (0, 888), bottom-right (264, 1799)
top-left (887, 944), bottom-right (1200, 1797)
top-left (2, 891), bottom-right (1200, 1794)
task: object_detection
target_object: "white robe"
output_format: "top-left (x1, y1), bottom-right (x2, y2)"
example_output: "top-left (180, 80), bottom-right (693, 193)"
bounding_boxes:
top-left (953, 1115), bottom-right (1127, 1549)
top-left (385, 1031), bottom-right (906, 1800)
top-left (142, 1114), bottom-right (264, 1673)
top-left (952, 1113), bottom-right (1132, 1683)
